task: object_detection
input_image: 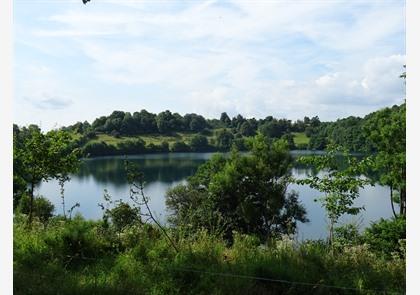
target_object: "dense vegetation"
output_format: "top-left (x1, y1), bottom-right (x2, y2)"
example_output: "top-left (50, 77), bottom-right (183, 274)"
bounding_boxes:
top-left (14, 101), bottom-right (399, 158)
top-left (13, 98), bottom-right (406, 293)
top-left (43, 110), bottom-right (319, 156)
top-left (14, 215), bottom-right (405, 295)
top-left (307, 103), bottom-right (405, 153)
top-left (166, 135), bottom-right (308, 242)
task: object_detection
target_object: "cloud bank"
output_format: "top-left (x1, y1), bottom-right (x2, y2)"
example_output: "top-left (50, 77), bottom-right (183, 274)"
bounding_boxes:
top-left (14, 0), bottom-right (405, 129)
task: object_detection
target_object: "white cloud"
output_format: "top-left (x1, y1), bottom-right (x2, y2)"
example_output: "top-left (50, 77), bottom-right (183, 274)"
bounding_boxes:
top-left (14, 0), bottom-right (406, 128)
top-left (25, 95), bottom-right (73, 110)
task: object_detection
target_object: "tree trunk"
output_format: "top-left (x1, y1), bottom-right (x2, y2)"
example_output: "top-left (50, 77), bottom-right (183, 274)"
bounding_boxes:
top-left (329, 220), bottom-right (334, 250)
top-left (60, 179), bottom-right (66, 220)
top-left (400, 166), bottom-right (406, 217)
top-left (390, 185), bottom-right (397, 218)
top-left (28, 182), bottom-right (34, 226)
top-left (400, 187), bottom-right (406, 217)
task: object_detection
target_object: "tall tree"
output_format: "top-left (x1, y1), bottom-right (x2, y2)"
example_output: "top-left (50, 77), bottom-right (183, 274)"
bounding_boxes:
top-left (14, 126), bottom-right (80, 224)
top-left (167, 134), bottom-right (308, 241)
top-left (363, 103), bottom-right (406, 217)
top-left (296, 145), bottom-right (370, 246)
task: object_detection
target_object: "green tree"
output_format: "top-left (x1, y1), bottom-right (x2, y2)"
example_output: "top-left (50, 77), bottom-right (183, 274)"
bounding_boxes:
top-left (156, 110), bottom-right (174, 134)
top-left (170, 141), bottom-right (190, 152)
top-left (167, 134), bottom-right (308, 241)
top-left (189, 135), bottom-right (209, 151)
top-left (220, 112), bottom-right (231, 127)
top-left (215, 129), bottom-right (234, 150)
top-left (296, 145), bottom-right (370, 246)
top-left (362, 217), bottom-right (405, 258)
top-left (17, 195), bottom-right (55, 223)
top-left (258, 120), bottom-right (288, 138)
top-left (239, 121), bottom-right (255, 136)
top-left (363, 103), bottom-right (406, 217)
top-left (281, 133), bottom-right (295, 150)
top-left (13, 126), bottom-right (80, 224)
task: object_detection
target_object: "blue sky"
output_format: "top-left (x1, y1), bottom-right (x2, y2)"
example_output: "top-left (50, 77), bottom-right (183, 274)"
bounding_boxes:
top-left (14, 0), bottom-right (405, 130)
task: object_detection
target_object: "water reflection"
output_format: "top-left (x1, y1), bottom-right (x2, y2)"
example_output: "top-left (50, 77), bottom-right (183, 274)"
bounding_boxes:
top-left (76, 154), bottom-right (210, 187)
top-left (37, 152), bottom-right (395, 240)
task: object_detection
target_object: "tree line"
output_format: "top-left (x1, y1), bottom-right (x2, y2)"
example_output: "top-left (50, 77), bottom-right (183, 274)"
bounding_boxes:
top-left (62, 110), bottom-right (319, 142)
top-left (307, 103), bottom-right (405, 153)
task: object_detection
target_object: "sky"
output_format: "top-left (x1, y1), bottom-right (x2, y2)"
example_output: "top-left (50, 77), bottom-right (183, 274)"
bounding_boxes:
top-left (14, 0), bottom-right (406, 130)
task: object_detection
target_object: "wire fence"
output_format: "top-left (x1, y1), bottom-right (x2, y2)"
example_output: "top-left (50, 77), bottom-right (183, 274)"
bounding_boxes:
top-left (170, 266), bottom-right (404, 295)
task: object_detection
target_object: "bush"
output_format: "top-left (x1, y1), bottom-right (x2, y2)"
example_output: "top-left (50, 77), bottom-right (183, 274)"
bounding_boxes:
top-left (17, 194), bottom-right (55, 223)
top-left (170, 141), bottom-right (191, 152)
top-left (105, 202), bottom-right (141, 232)
top-left (362, 217), bottom-right (406, 258)
top-left (146, 142), bottom-right (170, 153)
top-left (189, 135), bottom-right (209, 152)
top-left (45, 216), bottom-right (110, 268)
top-left (333, 223), bottom-right (362, 248)
top-left (199, 128), bottom-right (212, 136)
top-left (83, 141), bottom-right (116, 157)
top-left (160, 141), bottom-right (170, 152)
top-left (116, 138), bottom-right (146, 154)
top-left (295, 143), bottom-right (308, 150)
top-left (13, 216), bottom-right (406, 295)
top-left (232, 138), bottom-right (248, 151)
top-left (110, 130), bottom-right (121, 138)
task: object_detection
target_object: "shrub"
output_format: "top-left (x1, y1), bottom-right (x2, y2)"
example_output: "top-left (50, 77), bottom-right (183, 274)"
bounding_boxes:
top-left (333, 223), bottom-right (362, 248)
top-left (170, 141), bottom-right (191, 152)
top-left (116, 138), bottom-right (146, 154)
top-left (189, 135), bottom-right (209, 152)
top-left (362, 217), bottom-right (406, 258)
top-left (44, 216), bottom-right (110, 268)
top-left (105, 202), bottom-right (141, 232)
top-left (83, 141), bottom-right (116, 157)
top-left (17, 194), bottom-right (55, 223)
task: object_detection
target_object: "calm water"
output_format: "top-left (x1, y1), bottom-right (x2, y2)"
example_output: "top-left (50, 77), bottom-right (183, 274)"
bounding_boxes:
top-left (38, 152), bottom-right (395, 240)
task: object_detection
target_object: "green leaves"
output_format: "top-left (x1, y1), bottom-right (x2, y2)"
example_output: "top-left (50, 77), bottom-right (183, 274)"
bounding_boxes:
top-left (296, 145), bottom-right (370, 242)
top-left (13, 125), bottom-right (81, 223)
top-left (167, 134), bottom-right (308, 241)
top-left (362, 103), bottom-right (406, 216)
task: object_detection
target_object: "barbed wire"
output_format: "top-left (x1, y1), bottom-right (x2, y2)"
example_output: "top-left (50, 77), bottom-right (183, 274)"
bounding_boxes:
top-left (171, 266), bottom-right (404, 295)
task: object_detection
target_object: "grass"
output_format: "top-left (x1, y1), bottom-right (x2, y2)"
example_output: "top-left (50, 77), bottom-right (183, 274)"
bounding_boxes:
top-left (292, 132), bottom-right (309, 146)
top-left (14, 216), bottom-right (405, 295)
top-left (84, 130), bottom-right (307, 149)
top-left (90, 132), bottom-right (212, 147)
top-left (83, 129), bottom-right (237, 149)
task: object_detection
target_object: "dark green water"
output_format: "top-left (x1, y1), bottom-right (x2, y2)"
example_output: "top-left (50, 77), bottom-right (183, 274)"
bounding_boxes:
top-left (38, 152), bottom-right (395, 240)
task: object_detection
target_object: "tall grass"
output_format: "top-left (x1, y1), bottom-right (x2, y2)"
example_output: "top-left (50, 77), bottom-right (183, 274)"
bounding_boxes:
top-left (14, 215), bottom-right (405, 295)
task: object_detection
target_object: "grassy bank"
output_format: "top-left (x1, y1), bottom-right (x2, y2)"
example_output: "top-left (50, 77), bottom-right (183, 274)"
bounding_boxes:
top-left (89, 132), bottom-right (309, 147)
top-left (71, 131), bottom-right (310, 157)
top-left (14, 216), bottom-right (405, 295)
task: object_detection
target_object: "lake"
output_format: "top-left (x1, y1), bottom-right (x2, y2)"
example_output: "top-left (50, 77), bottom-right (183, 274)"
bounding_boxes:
top-left (37, 152), bottom-right (396, 240)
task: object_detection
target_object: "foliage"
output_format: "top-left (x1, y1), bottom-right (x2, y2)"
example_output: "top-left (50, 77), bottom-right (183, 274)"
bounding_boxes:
top-left (14, 216), bottom-right (405, 295)
top-left (189, 134), bottom-right (210, 152)
top-left (296, 145), bottom-right (371, 245)
top-left (17, 195), bottom-right (55, 223)
top-left (258, 119), bottom-right (290, 138)
top-left (105, 201), bottom-right (142, 232)
top-left (363, 103), bottom-right (406, 216)
top-left (362, 217), bottom-right (406, 258)
top-left (63, 109), bottom-right (347, 156)
top-left (214, 128), bottom-right (234, 150)
top-left (170, 141), bottom-right (191, 152)
top-left (167, 134), bottom-right (308, 241)
top-left (281, 133), bottom-right (296, 149)
top-left (307, 116), bottom-right (372, 152)
top-left (13, 125), bottom-right (80, 223)
top-left (116, 138), bottom-right (147, 154)
top-left (333, 223), bottom-right (362, 248)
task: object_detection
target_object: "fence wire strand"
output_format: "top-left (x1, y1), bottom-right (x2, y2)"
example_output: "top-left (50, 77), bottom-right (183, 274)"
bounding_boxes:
top-left (171, 266), bottom-right (403, 295)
